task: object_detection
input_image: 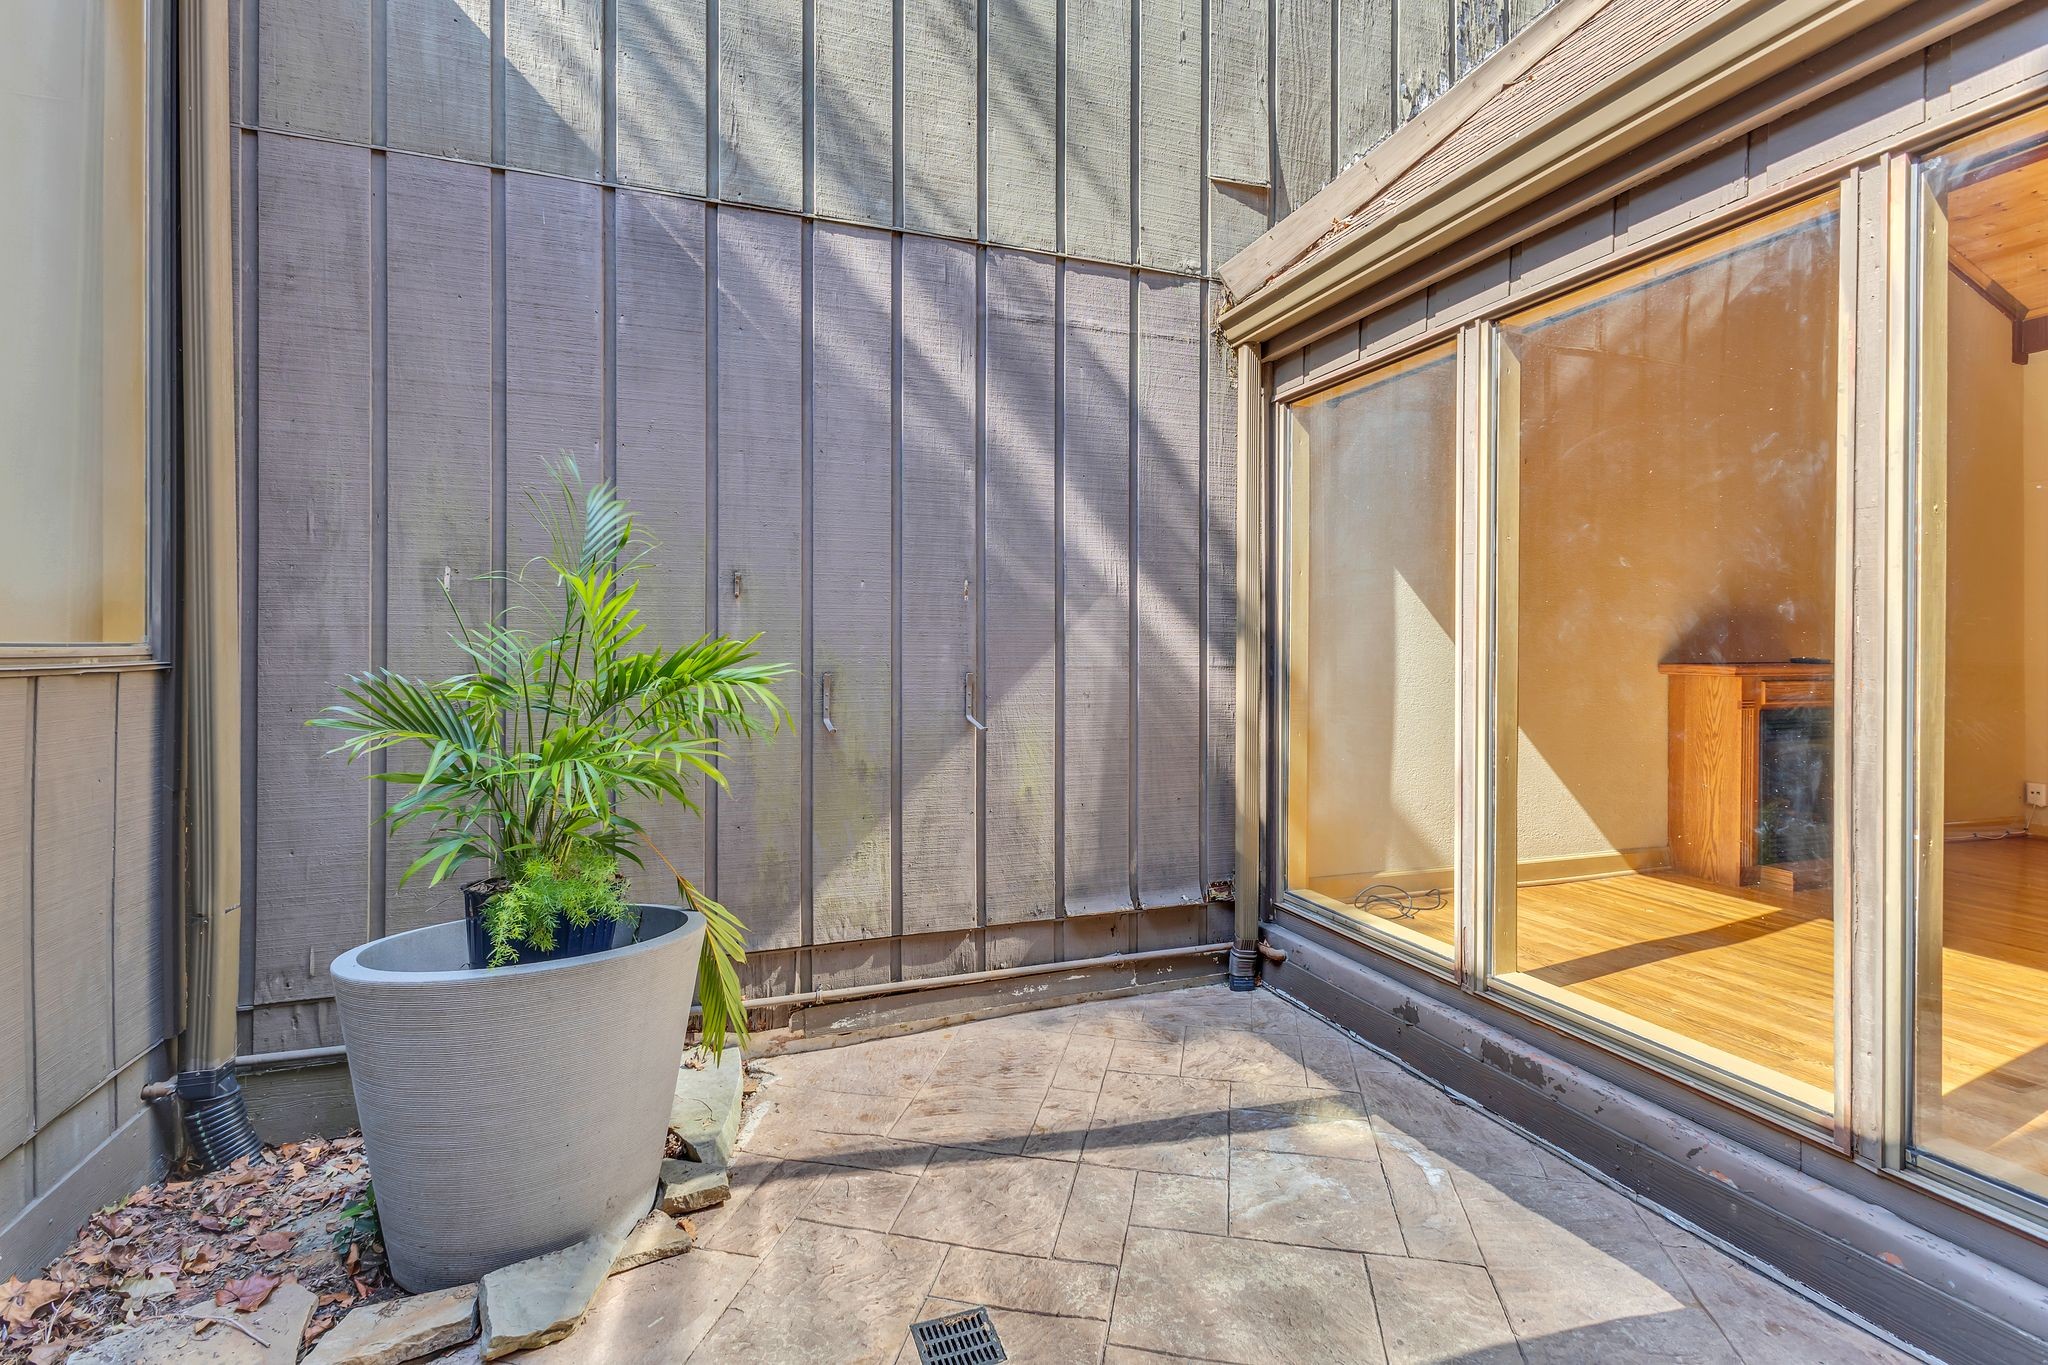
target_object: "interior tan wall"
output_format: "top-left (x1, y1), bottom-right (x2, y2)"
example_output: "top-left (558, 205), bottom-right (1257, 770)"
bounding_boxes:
top-left (1288, 353), bottom-right (1460, 886)
top-left (2026, 361), bottom-right (2048, 830)
top-left (1944, 281), bottom-right (2029, 827)
top-left (1509, 216), bottom-right (1840, 864)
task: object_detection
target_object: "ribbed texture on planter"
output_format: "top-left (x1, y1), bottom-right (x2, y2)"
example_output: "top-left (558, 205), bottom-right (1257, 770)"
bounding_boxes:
top-left (330, 906), bottom-right (702, 1291)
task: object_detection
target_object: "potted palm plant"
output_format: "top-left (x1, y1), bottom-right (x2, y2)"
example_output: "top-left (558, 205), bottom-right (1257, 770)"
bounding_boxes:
top-left (313, 462), bottom-right (787, 1290)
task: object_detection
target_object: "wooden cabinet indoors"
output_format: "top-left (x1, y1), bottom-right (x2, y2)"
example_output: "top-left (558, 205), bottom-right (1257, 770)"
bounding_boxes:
top-left (1659, 662), bottom-right (1833, 888)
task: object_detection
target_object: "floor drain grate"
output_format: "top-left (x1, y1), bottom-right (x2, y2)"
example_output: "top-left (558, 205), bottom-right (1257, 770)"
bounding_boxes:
top-left (910, 1305), bottom-right (1007, 1365)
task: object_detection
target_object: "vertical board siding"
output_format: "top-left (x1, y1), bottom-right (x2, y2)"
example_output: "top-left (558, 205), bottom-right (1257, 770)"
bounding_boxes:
top-left (504, 174), bottom-right (605, 582)
top-left (1208, 0), bottom-right (1275, 270)
top-left (225, 0), bottom-right (1578, 1026)
top-left (30, 676), bottom-right (117, 1124)
top-left (1064, 0), bottom-right (1134, 262)
top-left (1274, 0), bottom-right (1335, 219)
top-left (256, 0), bottom-right (370, 140)
top-left (0, 682), bottom-right (29, 1150)
top-left (1061, 264), bottom-right (1135, 918)
top-left (386, 0), bottom-right (494, 159)
top-left (720, 0), bottom-right (807, 208)
top-left (900, 236), bottom-right (981, 934)
top-left (253, 134), bottom-right (373, 1011)
top-left (384, 155), bottom-right (496, 935)
top-left (1135, 276), bottom-right (1204, 908)
top-left (813, 0), bottom-right (897, 224)
top-left (615, 192), bottom-right (714, 901)
top-left (1137, 0), bottom-right (1204, 274)
top-left (1338, 0), bottom-right (1396, 165)
top-left (111, 674), bottom-right (168, 1068)
top-left (810, 225), bottom-right (897, 943)
top-left (503, 0), bottom-right (605, 179)
top-left (984, 252), bottom-right (1060, 923)
top-left (1396, 0), bottom-right (1454, 116)
top-left (986, 0), bottom-right (1059, 252)
top-left (715, 209), bottom-right (806, 947)
top-left (618, 0), bottom-right (711, 197)
top-left (903, 0), bottom-right (981, 239)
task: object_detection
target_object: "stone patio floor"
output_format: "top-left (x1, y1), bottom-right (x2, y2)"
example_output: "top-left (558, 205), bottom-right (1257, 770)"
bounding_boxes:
top-left (530, 984), bottom-right (1915, 1364)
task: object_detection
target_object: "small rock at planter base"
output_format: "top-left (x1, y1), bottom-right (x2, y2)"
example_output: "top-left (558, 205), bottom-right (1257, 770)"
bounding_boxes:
top-left (657, 1157), bottom-right (731, 1215)
top-left (71, 1283), bottom-right (316, 1365)
top-left (477, 1227), bottom-right (625, 1360)
top-left (302, 1284), bottom-right (478, 1365)
top-left (669, 1048), bottom-right (745, 1166)
top-left (610, 1214), bottom-right (693, 1273)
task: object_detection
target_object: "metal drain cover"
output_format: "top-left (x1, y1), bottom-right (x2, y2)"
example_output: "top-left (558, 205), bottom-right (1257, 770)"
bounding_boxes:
top-left (910, 1305), bottom-right (1007, 1365)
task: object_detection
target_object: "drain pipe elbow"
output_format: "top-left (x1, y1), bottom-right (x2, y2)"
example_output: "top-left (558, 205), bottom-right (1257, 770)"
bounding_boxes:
top-left (141, 1066), bottom-right (265, 1172)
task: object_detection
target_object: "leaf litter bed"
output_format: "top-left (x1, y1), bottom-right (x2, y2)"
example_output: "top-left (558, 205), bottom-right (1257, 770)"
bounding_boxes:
top-left (1, 1135), bottom-right (396, 1363)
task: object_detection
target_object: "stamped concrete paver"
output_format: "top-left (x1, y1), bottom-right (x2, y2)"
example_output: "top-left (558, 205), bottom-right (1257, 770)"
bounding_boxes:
top-left (689, 1220), bottom-right (944, 1365)
top-left (1110, 1225), bottom-right (1387, 1364)
top-left (558, 984), bottom-right (1910, 1365)
top-left (889, 1147), bottom-right (1078, 1255)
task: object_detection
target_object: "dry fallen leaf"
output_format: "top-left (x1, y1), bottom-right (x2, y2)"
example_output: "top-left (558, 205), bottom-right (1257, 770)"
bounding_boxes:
top-left (215, 1274), bottom-right (281, 1313)
top-left (252, 1229), bottom-right (294, 1258)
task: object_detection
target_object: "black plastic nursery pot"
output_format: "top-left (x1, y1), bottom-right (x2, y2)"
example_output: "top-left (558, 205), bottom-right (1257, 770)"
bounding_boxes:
top-left (460, 881), bottom-right (637, 969)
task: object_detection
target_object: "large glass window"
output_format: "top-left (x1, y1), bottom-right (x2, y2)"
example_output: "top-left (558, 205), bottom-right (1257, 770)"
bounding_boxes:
top-left (0, 0), bottom-right (152, 647)
top-left (1281, 345), bottom-right (1460, 962)
top-left (1910, 108), bottom-right (2048, 1203)
top-left (1491, 200), bottom-right (1843, 1116)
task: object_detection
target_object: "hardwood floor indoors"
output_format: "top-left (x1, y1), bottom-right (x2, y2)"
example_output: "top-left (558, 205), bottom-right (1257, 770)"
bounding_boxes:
top-left (1312, 838), bottom-right (2048, 1185)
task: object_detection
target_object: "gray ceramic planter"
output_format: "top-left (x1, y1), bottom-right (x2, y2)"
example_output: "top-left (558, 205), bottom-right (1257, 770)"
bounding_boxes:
top-left (330, 906), bottom-right (702, 1291)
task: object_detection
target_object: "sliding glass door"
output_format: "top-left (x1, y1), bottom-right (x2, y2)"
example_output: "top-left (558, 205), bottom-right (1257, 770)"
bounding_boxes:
top-left (1908, 107), bottom-right (2048, 1205)
top-left (1487, 198), bottom-right (1846, 1118)
top-left (1280, 344), bottom-right (1461, 964)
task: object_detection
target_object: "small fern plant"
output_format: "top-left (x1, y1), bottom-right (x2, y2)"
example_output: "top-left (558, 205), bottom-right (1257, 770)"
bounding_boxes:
top-left (309, 459), bottom-right (789, 1056)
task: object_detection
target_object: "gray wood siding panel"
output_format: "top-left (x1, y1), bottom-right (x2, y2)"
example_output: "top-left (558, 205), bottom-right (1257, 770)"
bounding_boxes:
top-left (253, 135), bottom-right (372, 1012)
top-left (809, 225), bottom-right (896, 943)
top-left (0, 682), bottom-right (27, 1151)
top-left (504, 173), bottom-right (604, 587)
top-left (31, 675), bottom-right (117, 1123)
top-left (257, 0), bottom-right (370, 139)
top-left (983, 251), bottom-right (1059, 924)
top-left (1061, 264), bottom-right (1134, 917)
top-left (1137, 0), bottom-right (1203, 274)
top-left (618, 0), bottom-right (711, 197)
top-left (720, 0), bottom-right (806, 209)
top-left (1064, 0), bottom-right (1133, 262)
top-left (384, 155), bottom-right (495, 935)
top-left (1273, 0), bottom-right (1333, 219)
top-left (986, 0), bottom-right (1059, 252)
top-left (503, 0), bottom-right (605, 179)
top-left (901, 237), bottom-right (981, 935)
top-left (1208, 0), bottom-right (1270, 188)
top-left (715, 209), bottom-right (806, 947)
top-left (903, 0), bottom-right (981, 239)
top-left (1396, 0), bottom-right (1453, 116)
top-left (386, 0), bottom-right (494, 159)
top-left (1202, 306), bottom-right (1236, 896)
top-left (814, 0), bottom-right (896, 225)
top-left (1337, 0), bottom-right (1395, 165)
top-left (1134, 275), bottom-right (1203, 908)
top-left (1204, 0), bottom-right (1269, 274)
top-left (111, 674), bottom-right (168, 1068)
top-left (615, 192), bottom-right (714, 901)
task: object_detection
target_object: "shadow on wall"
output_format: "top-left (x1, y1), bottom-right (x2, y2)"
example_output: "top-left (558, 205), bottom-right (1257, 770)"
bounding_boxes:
top-left (253, 0), bottom-right (1227, 1019)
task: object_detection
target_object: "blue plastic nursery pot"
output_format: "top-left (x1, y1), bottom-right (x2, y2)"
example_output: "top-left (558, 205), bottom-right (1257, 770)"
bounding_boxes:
top-left (460, 882), bottom-right (635, 968)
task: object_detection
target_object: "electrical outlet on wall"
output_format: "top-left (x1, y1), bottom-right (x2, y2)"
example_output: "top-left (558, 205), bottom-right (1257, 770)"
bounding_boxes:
top-left (2027, 782), bottom-right (2048, 808)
